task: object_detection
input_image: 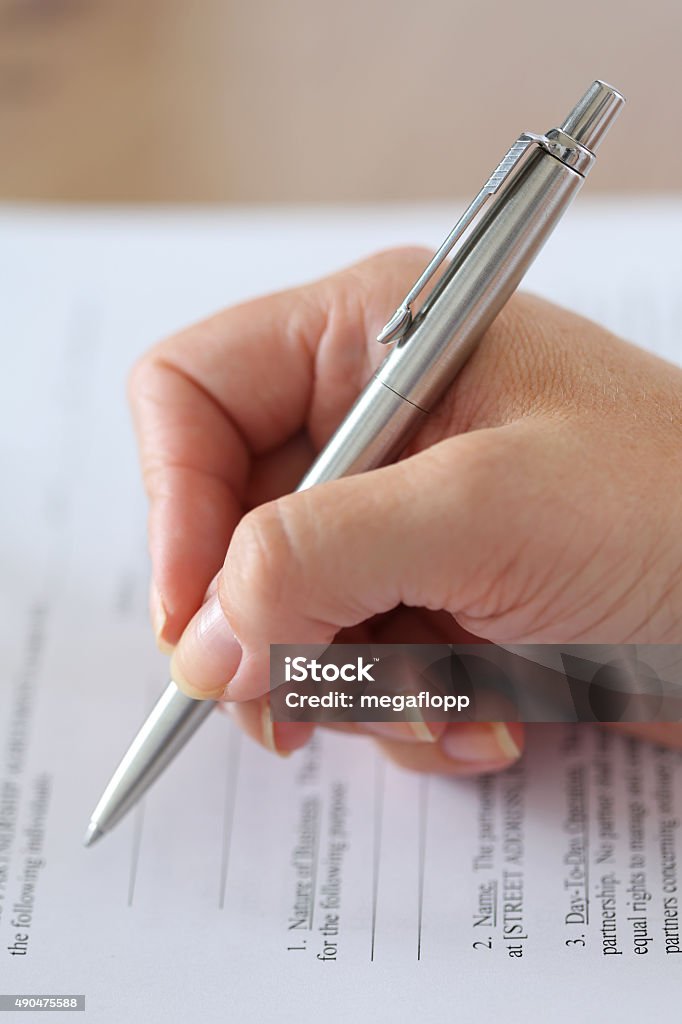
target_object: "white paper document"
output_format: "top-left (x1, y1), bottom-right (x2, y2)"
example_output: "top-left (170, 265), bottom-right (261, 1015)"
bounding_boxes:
top-left (2, 202), bottom-right (682, 1020)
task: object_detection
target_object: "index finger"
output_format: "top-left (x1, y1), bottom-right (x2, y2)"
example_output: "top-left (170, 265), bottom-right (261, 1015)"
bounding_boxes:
top-left (128, 247), bottom-right (428, 646)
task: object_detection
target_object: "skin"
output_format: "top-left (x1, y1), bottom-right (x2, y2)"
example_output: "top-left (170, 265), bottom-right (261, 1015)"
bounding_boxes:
top-left (128, 247), bottom-right (682, 773)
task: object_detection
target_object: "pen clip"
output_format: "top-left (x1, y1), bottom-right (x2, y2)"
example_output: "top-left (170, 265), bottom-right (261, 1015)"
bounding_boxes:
top-left (377, 131), bottom-right (548, 345)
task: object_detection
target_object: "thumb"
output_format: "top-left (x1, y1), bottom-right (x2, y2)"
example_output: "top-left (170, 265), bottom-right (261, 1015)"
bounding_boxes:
top-left (169, 429), bottom-right (511, 701)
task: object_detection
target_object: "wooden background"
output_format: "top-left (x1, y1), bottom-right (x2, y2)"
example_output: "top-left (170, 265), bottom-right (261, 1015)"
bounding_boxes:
top-left (1, 0), bottom-right (679, 202)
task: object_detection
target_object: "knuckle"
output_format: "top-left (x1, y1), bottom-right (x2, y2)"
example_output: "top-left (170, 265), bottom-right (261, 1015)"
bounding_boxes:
top-left (361, 244), bottom-right (432, 276)
top-left (126, 351), bottom-right (153, 408)
top-left (126, 329), bottom-right (187, 410)
top-left (222, 498), bottom-right (300, 619)
top-left (126, 342), bottom-right (167, 412)
top-left (426, 431), bottom-right (512, 499)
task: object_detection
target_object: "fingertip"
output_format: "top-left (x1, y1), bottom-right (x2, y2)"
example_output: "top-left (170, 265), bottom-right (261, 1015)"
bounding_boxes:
top-left (149, 576), bottom-right (192, 653)
top-left (359, 720), bottom-right (446, 743)
top-left (498, 721), bottom-right (525, 758)
top-left (270, 719), bottom-right (315, 756)
top-left (226, 698), bottom-right (314, 756)
top-left (440, 721), bottom-right (524, 765)
top-left (149, 579), bottom-right (170, 647)
top-left (605, 722), bottom-right (682, 748)
top-left (170, 592), bottom-right (243, 699)
top-left (156, 636), bottom-right (175, 656)
top-left (368, 721), bottom-right (525, 775)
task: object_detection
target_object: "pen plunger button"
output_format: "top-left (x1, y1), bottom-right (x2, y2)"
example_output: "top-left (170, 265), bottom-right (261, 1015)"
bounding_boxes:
top-left (560, 80), bottom-right (625, 153)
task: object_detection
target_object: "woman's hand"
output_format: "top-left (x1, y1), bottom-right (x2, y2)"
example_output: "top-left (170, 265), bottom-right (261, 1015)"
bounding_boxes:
top-left (128, 248), bottom-right (682, 772)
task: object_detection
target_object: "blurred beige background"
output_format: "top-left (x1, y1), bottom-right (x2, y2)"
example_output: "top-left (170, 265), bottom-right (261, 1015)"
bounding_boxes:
top-left (1, 0), bottom-right (679, 202)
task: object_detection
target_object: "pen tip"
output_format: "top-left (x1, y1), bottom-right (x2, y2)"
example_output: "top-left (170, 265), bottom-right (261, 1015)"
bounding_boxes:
top-left (83, 822), bottom-right (104, 848)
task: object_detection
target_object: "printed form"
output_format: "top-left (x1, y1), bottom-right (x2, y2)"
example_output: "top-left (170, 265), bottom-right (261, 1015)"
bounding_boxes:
top-left (1, 203), bottom-right (681, 1020)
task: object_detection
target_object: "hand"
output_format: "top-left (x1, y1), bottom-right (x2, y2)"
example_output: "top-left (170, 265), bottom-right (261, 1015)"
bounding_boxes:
top-left (128, 248), bottom-right (682, 773)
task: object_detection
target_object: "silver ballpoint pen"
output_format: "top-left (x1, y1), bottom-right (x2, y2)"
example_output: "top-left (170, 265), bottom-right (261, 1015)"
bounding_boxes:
top-left (84, 80), bottom-right (625, 847)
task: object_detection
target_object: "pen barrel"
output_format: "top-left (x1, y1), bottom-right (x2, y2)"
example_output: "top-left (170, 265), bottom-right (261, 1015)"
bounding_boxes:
top-left (89, 683), bottom-right (216, 834)
top-left (376, 149), bottom-right (584, 411)
top-left (297, 377), bottom-right (426, 489)
top-left (298, 148), bottom-right (583, 489)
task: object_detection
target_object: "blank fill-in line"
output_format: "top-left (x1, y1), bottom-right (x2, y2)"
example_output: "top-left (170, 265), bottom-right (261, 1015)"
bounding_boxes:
top-left (218, 727), bottom-right (243, 910)
top-left (370, 755), bottom-right (386, 963)
top-left (417, 776), bottom-right (430, 961)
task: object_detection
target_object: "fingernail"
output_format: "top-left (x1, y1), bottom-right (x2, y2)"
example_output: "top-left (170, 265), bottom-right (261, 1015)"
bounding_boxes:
top-left (170, 592), bottom-right (242, 699)
top-left (203, 573), bottom-right (220, 603)
top-left (440, 722), bottom-right (522, 763)
top-left (261, 699), bottom-right (291, 758)
top-left (361, 720), bottom-right (442, 743)
top-left (409, 719), bottom-right (440, 742)
top-left (149, 580), bottom-right (174, 654)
